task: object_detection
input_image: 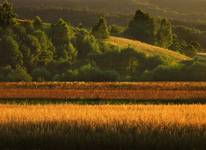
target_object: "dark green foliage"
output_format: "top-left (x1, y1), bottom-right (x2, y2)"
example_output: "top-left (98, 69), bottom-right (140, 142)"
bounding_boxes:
top-left (140, 60), bottom-right (206, 81)
top-left (0, 0), bottom-right (16, 28)
top-left (93, 46), bottom-right (160, 81)
top-left (0, 65), bottom-right (12, 81)
top-left (125, 10), bottom-right (173, 48)
top-left (148, 63), bottom-right (183, 81)
top-left (31, 67), bottom-right (51, 81)
top-left (74, 28), bottom-right (100, 59)
top-left (50, 19), bottom-right (76, 62)
top-left (110, 24), bottom-right (124, 36)
top-left (126, 10), bottom-right (156, 44)
top-left (156, 19), bottom-right (173, 48)
top-left (58, 63), bottom-right (120, 82)
top-left (22, 34), bottom-right (41, 70)
top-left (0, 65), bottom-right (32, 82)
top-left (181, 61), bottom-right (206, 81)
top-left (173, 25), bottom-right (206, 49)
top-left (183, 43), bottom-right (197, 57)
top-left (8, 65), bottom-right (32, 81)
top-left (169, 33), bottom-right (201, 57)
top-left (0, 35), bottom-right (23, 67)
top-left (92, 16), bottom-right (110, 39)
top-left (34, 30), bottom-right (54, 65)
top-left (169, 34), bottom-right (186, 53)
top-left (0, 1), bottom-right (205, 82)
top-left (33, 16), bottom-right (43, 30)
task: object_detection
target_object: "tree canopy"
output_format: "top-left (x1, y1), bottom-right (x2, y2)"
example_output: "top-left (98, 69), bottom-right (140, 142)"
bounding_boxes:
top-left (92, 16), bottom-right (110, 39)
top-left (0, 0), bottom-right (16, 28)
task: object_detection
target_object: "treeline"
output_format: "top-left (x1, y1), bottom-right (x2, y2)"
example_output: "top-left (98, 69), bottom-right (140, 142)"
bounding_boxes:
top-left (15, 6), bottom-right (206, 52)
top-left (122, 10), bottom-right (204, 57)
top-left (1, 0), bottom-right (206, 82)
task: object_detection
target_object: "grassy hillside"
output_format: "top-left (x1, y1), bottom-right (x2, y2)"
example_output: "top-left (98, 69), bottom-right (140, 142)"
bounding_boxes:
top-left (107, 36), bottom-right (190, 61)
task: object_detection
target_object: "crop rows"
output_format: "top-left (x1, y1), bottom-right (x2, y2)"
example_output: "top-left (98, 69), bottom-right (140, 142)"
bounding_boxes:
top-left (0, 82), bottom-right (206, 99)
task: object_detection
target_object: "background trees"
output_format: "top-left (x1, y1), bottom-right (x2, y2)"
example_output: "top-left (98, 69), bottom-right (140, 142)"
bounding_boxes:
top-left (0, 35), bottom-right (23, 67)
top-left (74, 28), bottom-right (100, 59)
top-left (125, 10), bottom-right (173, 48)
top-left (125, 10), bottom-right (156, 44)
top-left (92, 17), bottom-right (110, 39)
top-left (0, 0), bottom-right (16, 28)
top-left (0, 0), bottom-right (205, 82)
top-left (50, 19), bottom-right (76, 62)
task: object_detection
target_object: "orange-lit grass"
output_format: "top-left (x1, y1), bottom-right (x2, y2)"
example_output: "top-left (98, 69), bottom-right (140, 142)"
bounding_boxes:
top-left (0, 104), bottom-right (205, 149)
top-left (107, 36), bottom-right (190, 61)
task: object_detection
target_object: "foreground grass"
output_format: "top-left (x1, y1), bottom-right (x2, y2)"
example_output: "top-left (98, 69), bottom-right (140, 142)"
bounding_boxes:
top-left (0, 104), bottom-right (205, 150)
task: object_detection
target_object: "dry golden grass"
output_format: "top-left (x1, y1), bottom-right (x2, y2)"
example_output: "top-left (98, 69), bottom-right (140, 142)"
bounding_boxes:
top-left (1, 104), bottom-right (205, 126)
top-left (0, 104), bottom-right (205, 149)
top-left (0, 82), bottom-right (206, 100)
top-left (107, 36), bottom-right (190, 61)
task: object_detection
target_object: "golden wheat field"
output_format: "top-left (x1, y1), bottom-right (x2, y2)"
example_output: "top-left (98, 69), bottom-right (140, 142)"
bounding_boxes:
top-left (0, 82), bottom-right (206, 100)
top-left (0, 104), bottom-right (205, 149)
top-left (0, 82), bottom-right (206, 149)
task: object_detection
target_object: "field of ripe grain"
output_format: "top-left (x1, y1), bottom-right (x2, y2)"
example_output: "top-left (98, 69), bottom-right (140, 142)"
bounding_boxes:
top-left (0, 82), bottom-right (206, 100)
top-left (0, 104), bottom-right (205, 150)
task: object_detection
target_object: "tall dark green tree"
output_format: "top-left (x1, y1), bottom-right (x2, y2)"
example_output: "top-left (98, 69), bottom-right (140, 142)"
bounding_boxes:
top-left (33, 16), bottom-right (43, 30)
top-left (74, 28), bottom-right (100, 59)
top-left (34, 30), bottom-right (54, 65)
top-left (125, 10), bottom-right (156, 44)
top-left (92, 16), bottom-right (110, 39)
top-left (20, 34), bottom-right (41, 71)
top-left (0, 35), bottom-right (23, 67)
top-left (0, 0), bottom-right (16, 28)
top-left (126, 10), bottom-right (173, 48)
top-left (156, 19), bottom-right (173, 48)
top-left (50, 18), bottom-right (76, 62)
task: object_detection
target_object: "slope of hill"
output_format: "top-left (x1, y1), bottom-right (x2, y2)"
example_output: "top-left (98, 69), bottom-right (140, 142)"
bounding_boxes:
top-left (107, 36), bottom-right (190, 61)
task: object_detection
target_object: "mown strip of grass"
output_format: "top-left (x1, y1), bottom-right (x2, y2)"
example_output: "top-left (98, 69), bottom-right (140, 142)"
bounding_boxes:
top-left (0, 98), bottom-right (206, 105)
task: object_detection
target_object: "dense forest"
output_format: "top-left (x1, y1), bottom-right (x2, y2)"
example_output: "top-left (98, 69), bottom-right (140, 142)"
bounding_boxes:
top-left (0, 0), bottom-right (206, 82)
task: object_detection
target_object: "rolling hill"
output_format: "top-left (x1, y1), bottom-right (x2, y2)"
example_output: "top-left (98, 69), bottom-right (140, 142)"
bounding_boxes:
top-left (107, 36), bottom-right (190, 61)
top-left (16, 17), bottom-right (190, 62)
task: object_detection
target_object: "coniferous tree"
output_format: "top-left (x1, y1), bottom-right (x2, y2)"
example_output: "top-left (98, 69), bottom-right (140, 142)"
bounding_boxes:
top-left (0, 35), bottom-right (23, 67)
top-left (156, 19), bottom-right (173, 48)
top-left (33, 16), bottom-right (43, 30)
top-left (50, 18), bottom-right (76, 62)
top-left (92, 16), bottom-right (110, 39)
top-left (0, 0), bottom-right (16, 28)
top-left (126, 10), bottom-right (156, 44)
top-left (75, 28), bottom-right (100, 59)
top-left (126, 10), bottom-right (173, 48)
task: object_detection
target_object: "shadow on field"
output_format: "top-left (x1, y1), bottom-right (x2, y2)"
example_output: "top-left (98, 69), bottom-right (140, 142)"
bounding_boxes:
top-left (0, 99), bottom-right (206, 105)
top-left (0, 121), bottom-right (205, 150)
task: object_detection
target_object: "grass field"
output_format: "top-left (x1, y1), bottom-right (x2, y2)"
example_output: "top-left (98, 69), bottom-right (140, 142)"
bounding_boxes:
top-left (0, 82), bottom-right (206, 150)
top-left (107, 36), bottom-right (190, 61)
top-left (0, 82), bottom-right (206, 100)
top-left (0, 104), bottom-right (205, 150)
